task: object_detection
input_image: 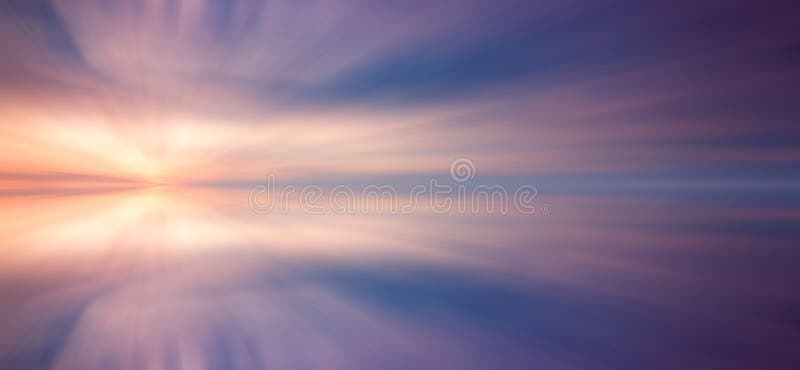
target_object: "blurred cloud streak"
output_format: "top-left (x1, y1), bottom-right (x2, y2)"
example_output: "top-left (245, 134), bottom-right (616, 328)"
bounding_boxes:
top-left (1, 1), bottom-right (799, 369)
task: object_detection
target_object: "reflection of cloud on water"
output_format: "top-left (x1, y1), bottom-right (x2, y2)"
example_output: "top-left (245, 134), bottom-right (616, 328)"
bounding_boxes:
top-left (37, 250), bottom-right (547, 370)
top-left (0, 187), bottom-right (798, 370)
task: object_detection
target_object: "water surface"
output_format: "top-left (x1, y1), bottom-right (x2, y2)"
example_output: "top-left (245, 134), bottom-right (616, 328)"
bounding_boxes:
top-left (1, 186), bottom-right (797, 370)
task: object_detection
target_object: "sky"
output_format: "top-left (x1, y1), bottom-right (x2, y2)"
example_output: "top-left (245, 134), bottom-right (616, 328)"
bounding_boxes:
top-left (1, 0), bottom-right (798, 189)
top-left (0, 1), bottom-right (799, 370)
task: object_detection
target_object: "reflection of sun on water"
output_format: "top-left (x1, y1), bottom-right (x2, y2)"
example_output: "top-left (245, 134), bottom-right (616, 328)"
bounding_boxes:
top-left (0, 188), bottom-right (234, 266)
top-left (0, 187), bottom-right (469, 267)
